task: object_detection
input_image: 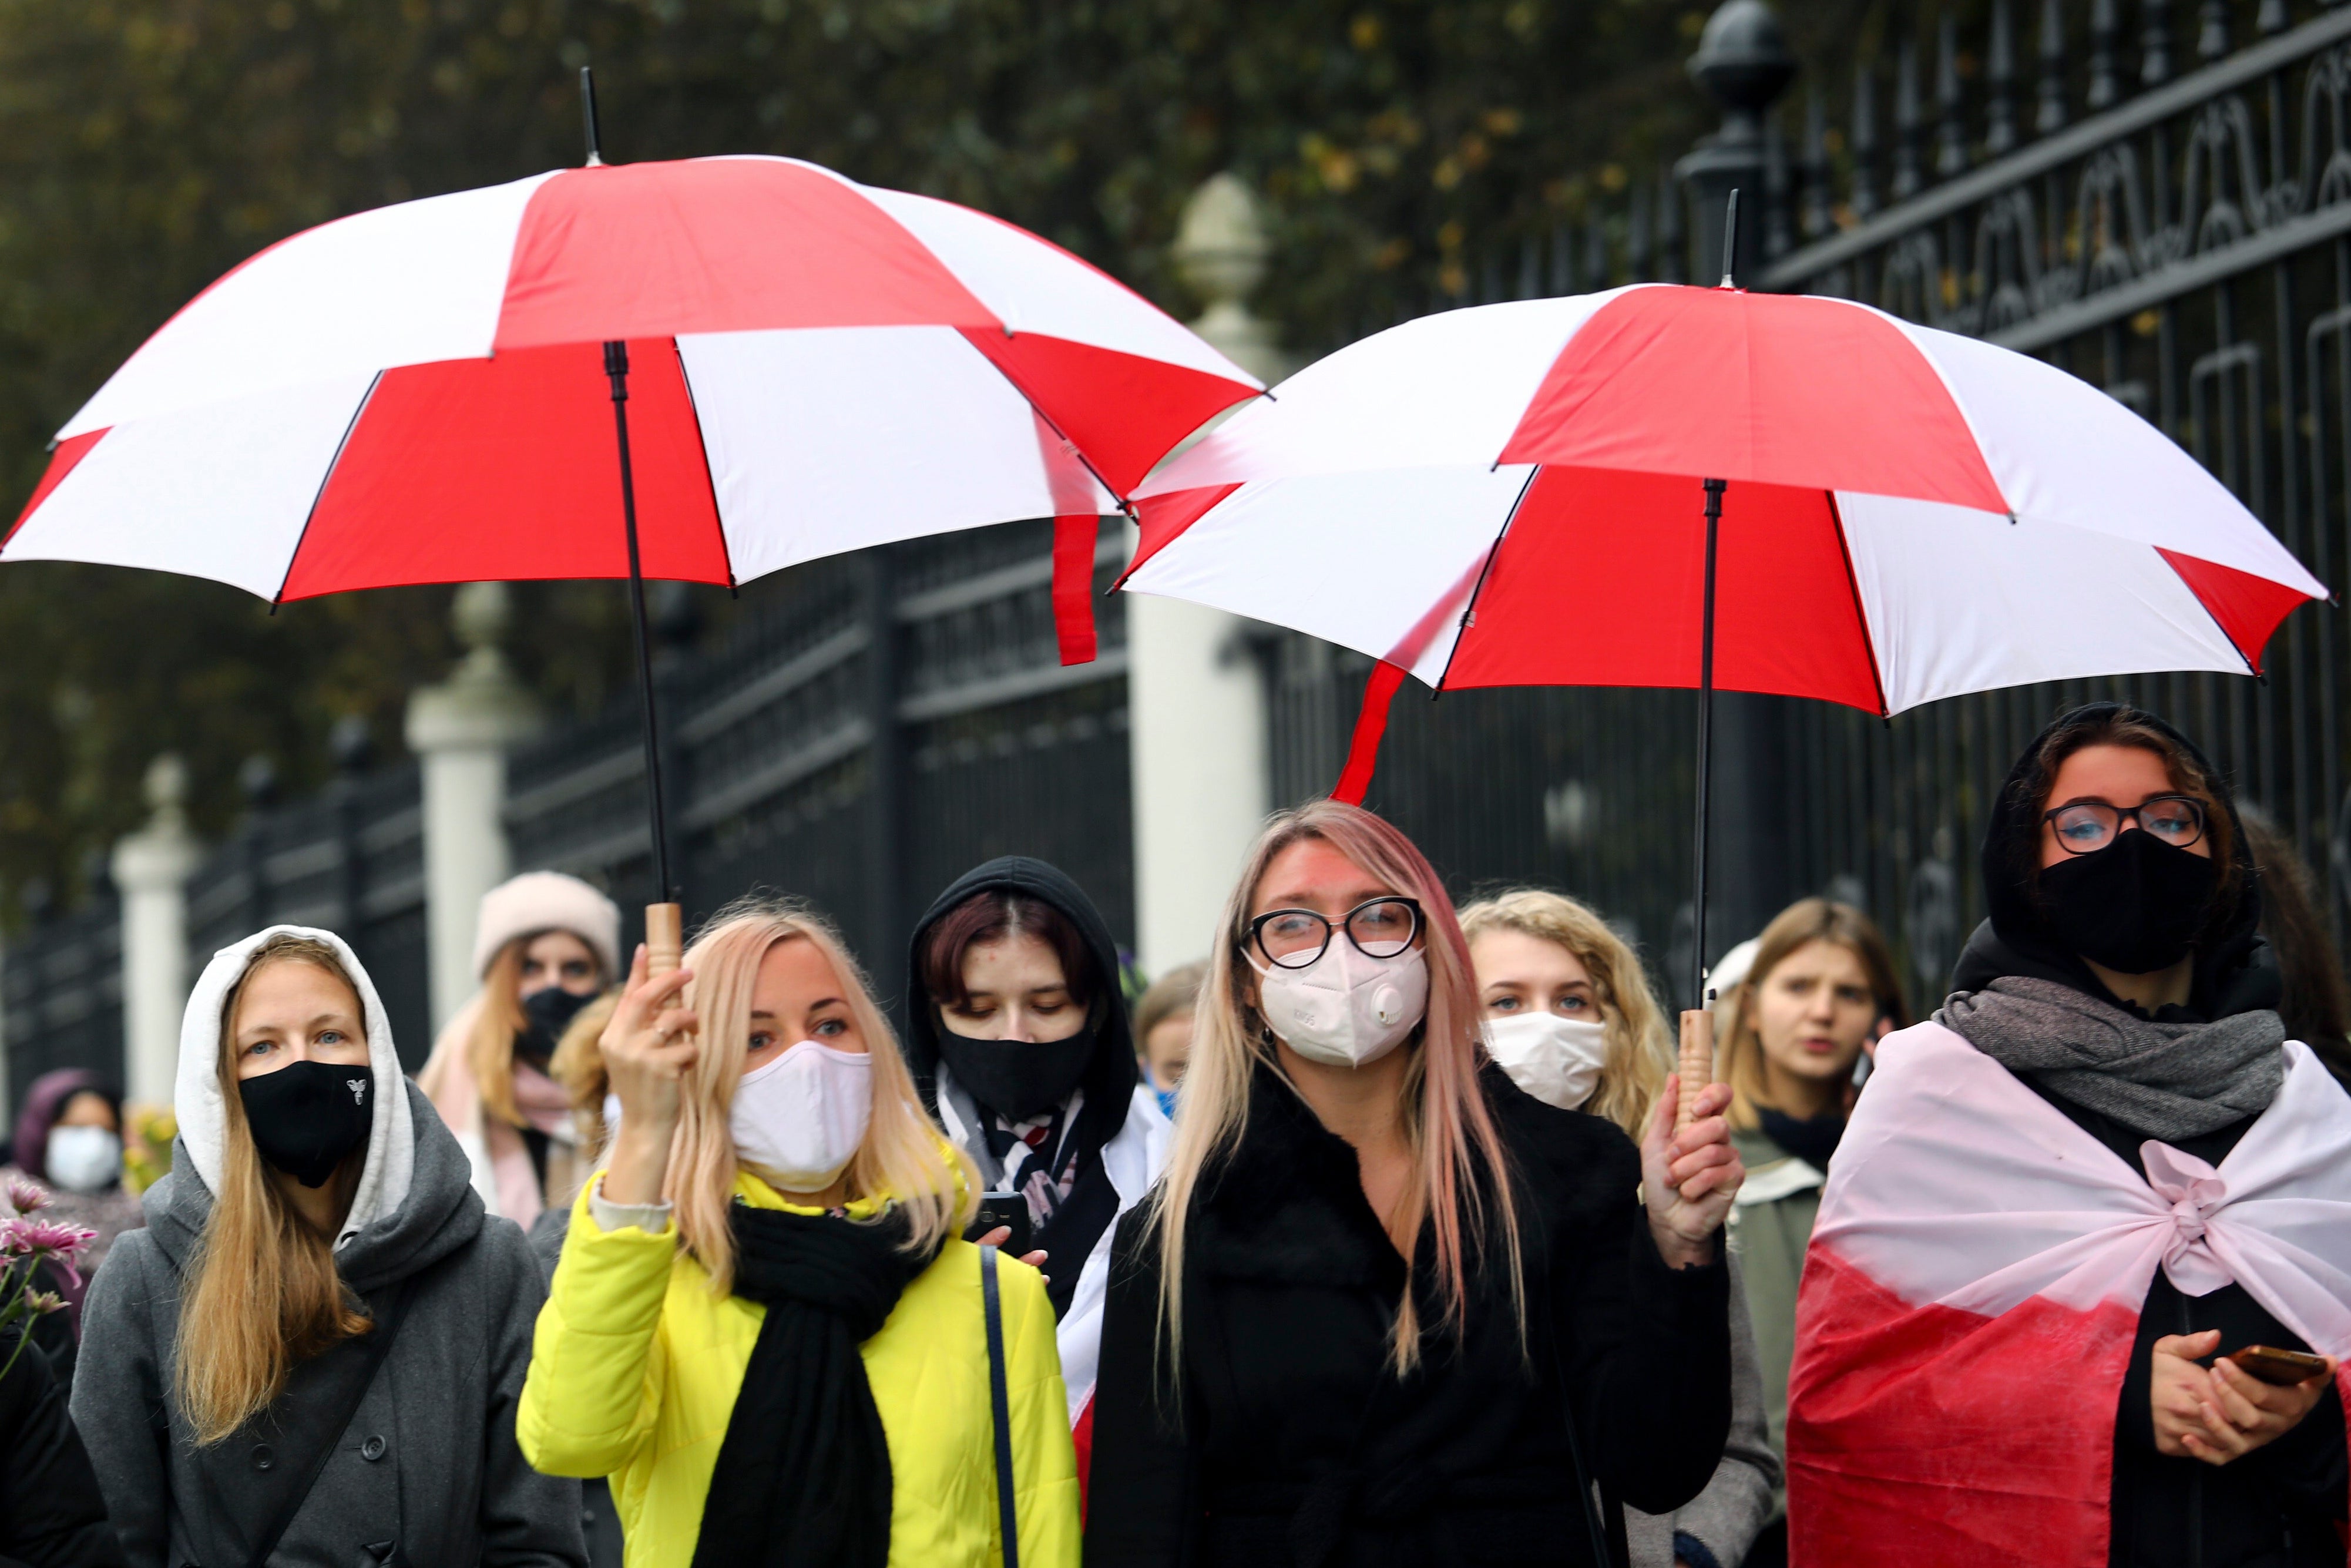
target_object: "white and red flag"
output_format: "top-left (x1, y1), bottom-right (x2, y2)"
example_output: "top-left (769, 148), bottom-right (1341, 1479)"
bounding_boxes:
top-left (1787, 1022), bottom-right (2351, 1564)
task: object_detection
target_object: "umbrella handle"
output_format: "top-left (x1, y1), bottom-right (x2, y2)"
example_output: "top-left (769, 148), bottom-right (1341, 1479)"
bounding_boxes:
top-left (1676, 1008), bottom-right (1715, 1130)
top-left (646, 901), bottom-right (683, 978)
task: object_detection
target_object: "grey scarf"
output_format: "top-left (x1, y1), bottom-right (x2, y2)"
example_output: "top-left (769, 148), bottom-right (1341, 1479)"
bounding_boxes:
top-left (1937, 975), bottom-right (2286, 1141)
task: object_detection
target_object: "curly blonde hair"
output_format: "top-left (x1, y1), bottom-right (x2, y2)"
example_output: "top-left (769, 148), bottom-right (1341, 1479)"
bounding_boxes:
top-left (1459, 889), bottom-right (1671, 1140)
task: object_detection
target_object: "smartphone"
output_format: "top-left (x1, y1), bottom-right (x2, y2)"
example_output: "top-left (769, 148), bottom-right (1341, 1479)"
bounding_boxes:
top-left (2228, 1345), bottom-right (2331, 1386)
top-left (964, 1191), bottom-right (1033, 1257)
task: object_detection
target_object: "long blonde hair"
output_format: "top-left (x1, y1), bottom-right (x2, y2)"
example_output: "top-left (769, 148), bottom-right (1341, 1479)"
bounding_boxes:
top-left (1719, 897), bottom-right (1907, 1130)
top-left (176, 934), bottom-right (374, 1445)
top-left (1144, 801), bottom-right (1524, 1372)
top-left (1459, 889), bottom-right (1671, 1140)
top-left (652, 898), bottom-right (977, 1292)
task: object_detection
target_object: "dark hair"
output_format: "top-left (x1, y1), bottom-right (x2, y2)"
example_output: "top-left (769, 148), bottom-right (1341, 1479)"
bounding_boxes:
top-left (2014, 706), bottom-right (2239, 918)
top-left (919, 891), bottom-right (1098, 1013)
top-left (2239, 807), bottom-right (2351, 1082)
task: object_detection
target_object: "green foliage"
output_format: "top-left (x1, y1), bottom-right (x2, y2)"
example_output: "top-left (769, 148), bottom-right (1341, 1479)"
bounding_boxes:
top-left (0, 0), bottom-right (1849, 914)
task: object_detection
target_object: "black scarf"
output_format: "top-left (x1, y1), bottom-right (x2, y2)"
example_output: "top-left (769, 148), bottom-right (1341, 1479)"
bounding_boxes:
top-left (691, 1203), bottom-right (939, 1568)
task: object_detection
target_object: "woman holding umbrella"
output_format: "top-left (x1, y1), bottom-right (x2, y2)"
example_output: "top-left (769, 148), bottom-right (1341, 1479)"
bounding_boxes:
top-left (1084, 801), bottom-right (1742, 1567)
top-left (904, 857), bottom-right (1171, 1447)
top-left (1788, 704), bottom-right (2351, 1566)
top-left (520, 898), bottom-right (1079, 1568)
top-left (1462, 888), bottom-right (1778, 1568)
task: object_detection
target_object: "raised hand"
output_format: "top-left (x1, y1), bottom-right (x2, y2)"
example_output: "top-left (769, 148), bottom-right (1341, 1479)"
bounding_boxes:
top-left (599, 942), bottom-right (699, 1206)
top-left (1640, 1076), bottom-right (1744, 1270)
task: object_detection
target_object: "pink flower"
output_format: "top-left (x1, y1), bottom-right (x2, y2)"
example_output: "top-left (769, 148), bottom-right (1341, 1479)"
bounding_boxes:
top-left (4, 1176), bottom-right (48, 1216)
top-left (20, 1290), bottom-right (62, 1317)
top-left (0, 1217), bottom-right (94, 1260)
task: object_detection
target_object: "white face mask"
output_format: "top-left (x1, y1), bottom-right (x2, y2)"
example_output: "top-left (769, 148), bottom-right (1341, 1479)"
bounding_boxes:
top-left (45, 1126), bottom-right (122, 1194)
top-left (731, 1040), bottom-right (874, 1193)
top-left (1252, 941), bottom-right (1429, 1069)
top-left (1482, 1013), bottom-right (1610, 1111)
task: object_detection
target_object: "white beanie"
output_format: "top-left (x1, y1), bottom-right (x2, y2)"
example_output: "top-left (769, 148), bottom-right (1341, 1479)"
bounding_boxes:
top-left (472, 871), bottom-right (622, 982)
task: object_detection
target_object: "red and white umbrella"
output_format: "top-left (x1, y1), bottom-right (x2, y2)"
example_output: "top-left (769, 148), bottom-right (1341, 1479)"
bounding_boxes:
top-left (7, 154), bottom-right (1258, 626)
top-left (1120, 281), bottom-right (2327, 999)
top-left (2, 137), bottom-right (1260, 939)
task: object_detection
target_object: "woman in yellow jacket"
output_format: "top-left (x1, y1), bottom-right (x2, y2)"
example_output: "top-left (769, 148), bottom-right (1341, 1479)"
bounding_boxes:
top-left (518, 898), bottom-right (1079, 1568)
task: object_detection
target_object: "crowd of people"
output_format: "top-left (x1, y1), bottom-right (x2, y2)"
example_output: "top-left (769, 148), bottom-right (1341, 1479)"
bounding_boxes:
top-left (0, 700), bottom-right (2346, 1567)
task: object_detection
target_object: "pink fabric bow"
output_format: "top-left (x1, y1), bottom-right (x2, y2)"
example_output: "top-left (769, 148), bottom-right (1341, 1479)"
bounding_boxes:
top-left (2142, 1141), bottom-right (2235, 1297)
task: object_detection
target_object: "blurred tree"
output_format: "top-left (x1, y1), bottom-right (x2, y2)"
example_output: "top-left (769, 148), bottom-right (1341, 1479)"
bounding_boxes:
top-left (0, 0), bottom-right (1868, 913)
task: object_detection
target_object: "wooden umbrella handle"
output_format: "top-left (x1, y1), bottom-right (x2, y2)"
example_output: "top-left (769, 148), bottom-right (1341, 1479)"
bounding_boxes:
top-left (645, 901), bottom-right (684, 978)
top-left (1677, 1008), bottom-right (1715, 1129)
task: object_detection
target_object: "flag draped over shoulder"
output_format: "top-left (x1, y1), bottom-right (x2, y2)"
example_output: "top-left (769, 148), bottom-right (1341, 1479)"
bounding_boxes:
top-left (1786, 1021), bottom-right (2351, 1566)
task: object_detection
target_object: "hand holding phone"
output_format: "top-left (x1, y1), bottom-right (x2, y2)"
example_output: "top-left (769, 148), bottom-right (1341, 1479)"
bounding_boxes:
top-left (965, 1192), bottom-right (1033, 1258)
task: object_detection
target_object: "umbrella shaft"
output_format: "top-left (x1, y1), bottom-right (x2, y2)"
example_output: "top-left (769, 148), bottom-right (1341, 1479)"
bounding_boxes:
top-left (1693, 478), bottom-right (1725, 1009)
top-left (607, 340), bottom-right (675, 904)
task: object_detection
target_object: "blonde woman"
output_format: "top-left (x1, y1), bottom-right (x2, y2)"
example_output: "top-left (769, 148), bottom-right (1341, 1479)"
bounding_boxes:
top-left (1084, 803), bottom-right (1744, 1568)
top-left (72, 926), bottom-right (583, 1568)
top-left (518, 899), bottom-right (1079, 1568)
top-left (1463, 889), bottom-right (1779, 1568)
top-left (418, 871), bottom-right (621, 1227)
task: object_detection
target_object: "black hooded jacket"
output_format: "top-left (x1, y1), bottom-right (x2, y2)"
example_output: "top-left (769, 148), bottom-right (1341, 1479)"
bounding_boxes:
top-left (905, 855), bottom-right (1141, 1317)
top-left (1953, 703), bottom-right (2343, 1567)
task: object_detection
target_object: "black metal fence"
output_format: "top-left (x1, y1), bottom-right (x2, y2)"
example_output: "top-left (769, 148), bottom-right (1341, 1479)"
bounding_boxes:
top-left (502, 516), bottom-right (1130, 1018)
top-left (181, 760), bottom-right (432, 1070)
top-left (4, 891), bottom-right (121, 1100)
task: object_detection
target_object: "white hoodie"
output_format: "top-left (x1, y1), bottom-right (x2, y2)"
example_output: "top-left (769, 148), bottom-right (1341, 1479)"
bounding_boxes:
top-left (177, 924), bottom-right (418, 1250)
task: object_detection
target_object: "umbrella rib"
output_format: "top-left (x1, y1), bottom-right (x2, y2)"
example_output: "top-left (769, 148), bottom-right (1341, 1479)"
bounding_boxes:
top-left (973, 348), bottom-right (1129, 509)
top-left (668, 340), bottom-right (739, 595)
top-left (270, 369), bottom-right (385, 612)
top-left (1824, 491), bottom-right (1891, 718)
top-left (1432, 464), bottom-right (1541, 697)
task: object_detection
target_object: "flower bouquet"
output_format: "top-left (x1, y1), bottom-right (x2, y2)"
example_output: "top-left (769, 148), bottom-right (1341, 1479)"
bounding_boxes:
top-left (0, 1176), bottom-right (95, 1384)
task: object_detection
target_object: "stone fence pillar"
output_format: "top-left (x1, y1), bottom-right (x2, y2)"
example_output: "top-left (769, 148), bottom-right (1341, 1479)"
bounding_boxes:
top-left (112, 754), bottom-right (200, 1107)
top-left (407, 583), bottom-right (542, 1033)
top-left (1127, 173), bottom-right (1285, 978)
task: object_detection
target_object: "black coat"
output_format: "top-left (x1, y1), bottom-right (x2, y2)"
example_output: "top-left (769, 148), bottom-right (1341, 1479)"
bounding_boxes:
top-left (0, 1327), bottom-right (122, 1568)
top-left (1084, 1062), bottom-right (1731, 1568)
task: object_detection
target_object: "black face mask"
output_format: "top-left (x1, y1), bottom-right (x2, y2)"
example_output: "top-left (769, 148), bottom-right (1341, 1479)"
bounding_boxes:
top-left (935, 1026), bottom-right (1093, 1123)
top-left (2038, 827), bottom-right (2220, 976)
top-left (516, 985), bottom-right (595, 1070)
top-left (239, 1060), bottom-right (374, 1188)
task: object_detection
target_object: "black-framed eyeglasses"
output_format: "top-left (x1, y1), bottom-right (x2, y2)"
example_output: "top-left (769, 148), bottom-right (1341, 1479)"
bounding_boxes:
top-left (2043, 794), bottom-right (2208, 856)
top-left (1245, 897), bottom-right (1425, 970)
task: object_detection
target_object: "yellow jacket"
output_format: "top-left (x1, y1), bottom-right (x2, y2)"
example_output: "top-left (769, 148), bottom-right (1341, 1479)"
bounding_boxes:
top-left (518, 1173), bottom-right (1079, 1568)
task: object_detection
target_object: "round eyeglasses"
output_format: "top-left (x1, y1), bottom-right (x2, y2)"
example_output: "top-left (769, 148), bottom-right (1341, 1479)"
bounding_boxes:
top-left (2042, 794), bottom-right (2208, 856)
top-left (1246, 897), bottom-right (1425, 970)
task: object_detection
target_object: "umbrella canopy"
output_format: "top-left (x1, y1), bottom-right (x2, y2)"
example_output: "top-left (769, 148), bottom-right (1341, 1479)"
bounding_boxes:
top-left (1123, 284), bottom-right (2322, 716)
top-left (1119, 281), bottom-right (2329, 1012)
top-left (5, 154), bottom-right (1260, 601)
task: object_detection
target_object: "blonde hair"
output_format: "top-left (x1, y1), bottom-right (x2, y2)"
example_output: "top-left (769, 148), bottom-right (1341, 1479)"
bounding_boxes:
top-left (1144, 801), bottom-right (1523, 1374)
top-left (1719, 897), bottom-right (1906, 1130)
top-left (550, 991), bottom-right (619, 1154)
top-left (1459, 889), bottom-right (1671, 1140)
top-left (176, 934), bottom-right (374, 1445)
top-left (650, 898), bottom-right (977, 1292)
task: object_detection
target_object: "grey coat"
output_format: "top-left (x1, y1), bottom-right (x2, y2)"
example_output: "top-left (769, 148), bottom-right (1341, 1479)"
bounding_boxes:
top-left (1624, 1250), bottom-right (1780, 1568)
top-left (72, 1083), bottom-right (585, 1568)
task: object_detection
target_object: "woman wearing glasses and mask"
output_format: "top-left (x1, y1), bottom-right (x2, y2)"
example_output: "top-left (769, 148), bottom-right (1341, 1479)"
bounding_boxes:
top-left (1085, 802), bottom-right (1742, 1568)
top-left (1789, 705), bottom-right (2351, 1567)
